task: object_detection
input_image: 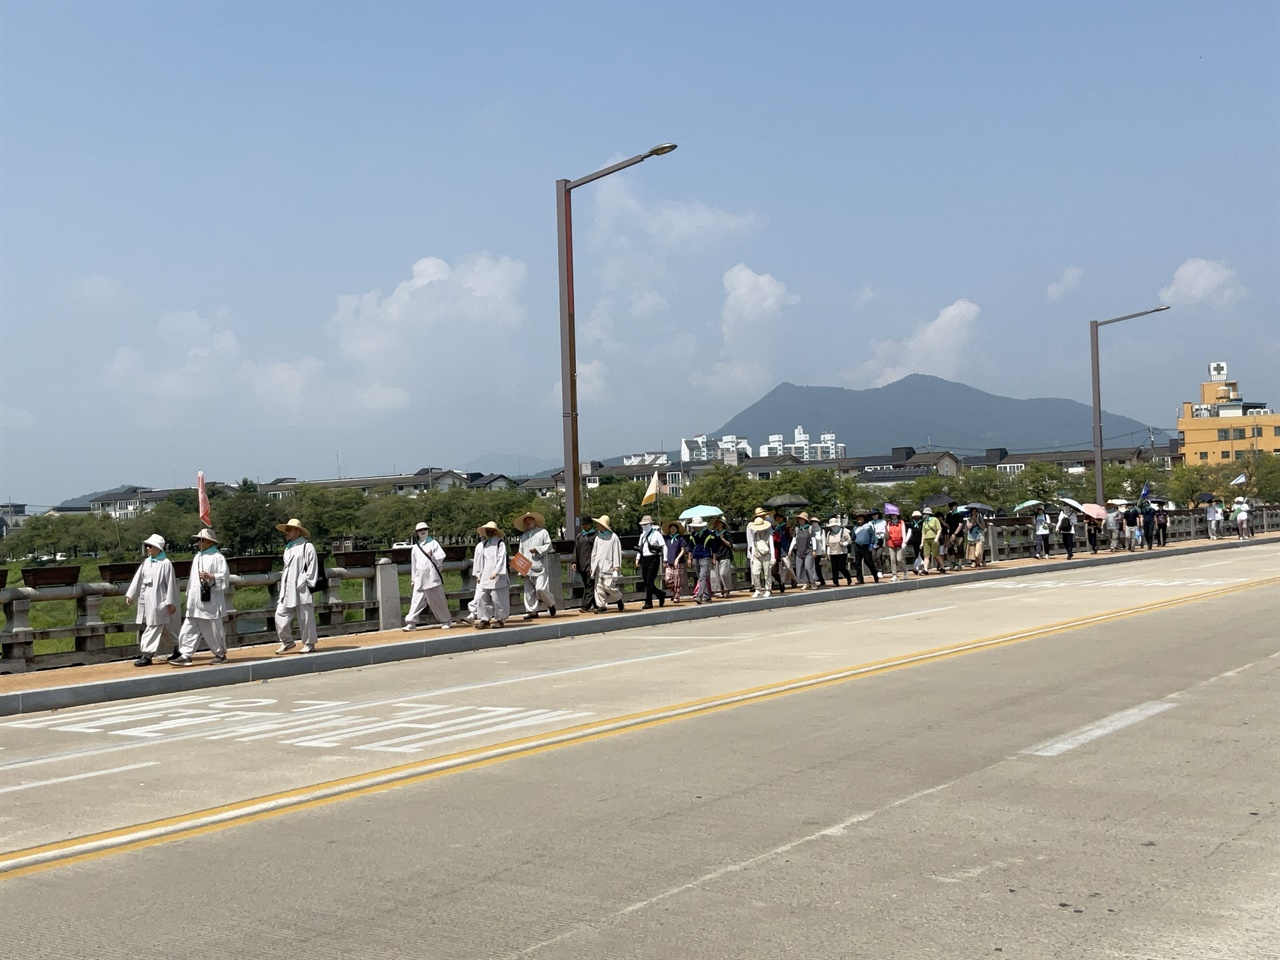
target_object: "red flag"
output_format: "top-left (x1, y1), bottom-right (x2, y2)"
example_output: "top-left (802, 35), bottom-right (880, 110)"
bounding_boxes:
top-left (197, 470), bottom-right (212, 527)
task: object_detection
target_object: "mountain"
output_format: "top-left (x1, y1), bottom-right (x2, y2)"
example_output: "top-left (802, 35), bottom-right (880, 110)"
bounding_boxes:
top-left (457, 453), bottom-right (563, 477)
top-left (713, 375), bottom-right (1165, 455)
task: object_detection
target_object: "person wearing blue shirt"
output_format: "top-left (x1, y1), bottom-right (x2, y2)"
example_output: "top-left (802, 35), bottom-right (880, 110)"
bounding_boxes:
top-left (851, 512), bottom-right (881, 585)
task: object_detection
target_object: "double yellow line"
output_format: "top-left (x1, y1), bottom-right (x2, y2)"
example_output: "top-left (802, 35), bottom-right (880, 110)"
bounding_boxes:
top-left (3, 576), bottom-right (1276, 881)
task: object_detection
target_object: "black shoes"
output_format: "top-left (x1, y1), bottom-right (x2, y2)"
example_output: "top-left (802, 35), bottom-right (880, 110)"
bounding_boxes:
top-left (133, 656), bottom-right (152, 667)
top-left (549, 606), bottom-right (557, 617)
top-left (616, 601), bottom-right (624, 612)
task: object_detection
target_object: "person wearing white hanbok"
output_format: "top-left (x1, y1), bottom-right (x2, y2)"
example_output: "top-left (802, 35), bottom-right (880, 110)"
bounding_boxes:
top-left (472, 521), bottom-right (510, 628)
top-left (746, 508), bottom-right (775, 598)
top-left (515, 511), bottom-right (557, 620)
top-left (126, 534), bottom-right (179, 666)
top-left (173, 528), bottom-right (230, 665)
top-left (591, 515), bottom-right (624, 612)
top-left (404, 522), bottom-right (451, 630)
top-left (274, 518), bottom-right (320, 654)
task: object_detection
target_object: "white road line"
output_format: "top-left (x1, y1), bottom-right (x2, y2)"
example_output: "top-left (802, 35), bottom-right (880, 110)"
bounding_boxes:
top-left (0, 649), bottom-right (695, 772)
top-left (0, 762), bottom-right (159, 795)
top-left (1021, 702), bottom-right (1176, 757)
top-left (877, 605), bottom-right (956, 621)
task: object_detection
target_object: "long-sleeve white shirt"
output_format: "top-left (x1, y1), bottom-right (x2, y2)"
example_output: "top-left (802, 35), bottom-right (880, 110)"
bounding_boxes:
top-left (410, 538), bottom-right (446, 590)
top-left (279, 539), bottom-right (319, 609)
top-left (747, 524), bottom-right (776, 562)
top-left (590, 531), bottom-right (622, 576)
top-left (518, 527), bottom-right (553, 574)
top-left (126, 555), bottom-right (178, 625)
top-left (185, 548), bottom-right (230, 620)
top-left (473, 537), bottom-right (509, 586)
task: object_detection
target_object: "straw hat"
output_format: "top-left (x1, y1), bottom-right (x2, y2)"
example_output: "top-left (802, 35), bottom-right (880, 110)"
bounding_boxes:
top-left (752, 507), bottom-right (770, 519)
top-left (477, 521), bottom-right (503, 537)
top-left (195, 528), bottom-right (218, 544)
top-left (747, 516), bottom-right (772, 533)
top-left (275, 518), bottom-right (310, 538)
top-left (514, 511), bottom-right (545, 531)
top-left (795, 511), bottom-right (811, 523)
top-left (594, 515), bottom-right (613, 532)
top-left (825, 518), bottom-right (843, 529)
top-left (143, 534), bottom-right (166, 550)
top-left (414, 521), bottom-right (430, 533)
top-left (687, 517), bottom-right (707, 530)
top-left (639, 515), bottom-right (655, 525)
top-left (664, 519), bottom-right (686, 535)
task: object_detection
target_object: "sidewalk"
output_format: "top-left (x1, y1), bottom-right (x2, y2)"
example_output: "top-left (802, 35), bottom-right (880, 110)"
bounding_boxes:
top-left (1, 533), bottom-right (1275, 716)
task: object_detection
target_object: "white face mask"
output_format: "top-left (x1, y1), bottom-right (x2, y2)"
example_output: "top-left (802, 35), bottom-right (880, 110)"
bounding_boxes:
top-left (418, 532), bottom-right (431, 542)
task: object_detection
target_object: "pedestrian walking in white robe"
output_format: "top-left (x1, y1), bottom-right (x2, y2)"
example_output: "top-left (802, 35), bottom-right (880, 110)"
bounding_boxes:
top-left (404, 522), bottom-right (451, 630)
top-left (274, 518), bottom-right (320, 653)
top-left (515, 511), bottom-right (557, 619)
top-left (746, 508), bottom-right (775, 598)
top-left (591, 515), bottom-right (624, 611)
top-left (125, 534), bottom-right (179, 666)
top-left (472, 521), bottom-right (510, 627)
top-left (173, 529), bottom-right (230, 665)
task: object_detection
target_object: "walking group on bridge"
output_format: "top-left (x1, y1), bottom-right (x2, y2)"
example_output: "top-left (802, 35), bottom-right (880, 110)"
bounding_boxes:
top-left (119, 492), bottom-right (1263, 667)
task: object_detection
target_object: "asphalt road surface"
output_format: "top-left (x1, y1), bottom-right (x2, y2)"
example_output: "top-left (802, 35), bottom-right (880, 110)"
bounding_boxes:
top-left (1, 546), bottom-right (1277, 959)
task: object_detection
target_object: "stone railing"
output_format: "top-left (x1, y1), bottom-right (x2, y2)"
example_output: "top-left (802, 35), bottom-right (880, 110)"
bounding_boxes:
top-left (3, 506), bottom-right (1275, 673)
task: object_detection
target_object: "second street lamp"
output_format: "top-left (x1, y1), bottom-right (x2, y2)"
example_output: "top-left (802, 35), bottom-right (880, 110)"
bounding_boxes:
top-left (557, 143), bottom-right (678, 536)
top-left (1089, 305), bottom-right (1171, 506)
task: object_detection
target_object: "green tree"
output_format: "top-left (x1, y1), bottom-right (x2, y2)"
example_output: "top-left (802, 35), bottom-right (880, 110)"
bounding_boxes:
top-left (214, 484), bottom-right (285, 555)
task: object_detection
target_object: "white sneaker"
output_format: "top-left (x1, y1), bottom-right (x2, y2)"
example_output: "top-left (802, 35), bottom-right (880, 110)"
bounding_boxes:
top-left (402, 624), bottom-right (415, 632)
top-left (274, 641), bottom-right (296, 655)
top-left (890, 575), bottom-right (898, 583)
top-left (763, 591), bottom-right (772, 598)
top-left (300, 644), bottom-right (315, 654)
top-left (440, 623), bottom-right (452, 630)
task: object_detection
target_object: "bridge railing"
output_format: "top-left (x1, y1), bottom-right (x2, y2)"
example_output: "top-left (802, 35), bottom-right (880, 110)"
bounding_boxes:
top-left (3, 506), bottom-right (1274, 673)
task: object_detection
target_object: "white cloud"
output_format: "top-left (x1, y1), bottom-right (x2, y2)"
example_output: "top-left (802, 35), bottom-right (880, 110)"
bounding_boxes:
top-left (547, 358), bottom-right (609, 408)
top-left (630, 289), bottom-right (668, 317)
top-left (704, 264), bottom-right (798, 395)
top-left (1047, 266), bottom-right (1083, 300)
top-left (842, 298), bottom-right (980, 387)
top-left (852, 285), bottom-right (879, 311)
top-left (330, 254), bottom-right (528, 369)
top-left (1159, 258), bottom-right (1246, 308)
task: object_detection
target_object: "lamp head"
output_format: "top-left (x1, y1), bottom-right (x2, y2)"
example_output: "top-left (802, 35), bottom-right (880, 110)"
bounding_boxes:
top-left (646, 143), bottom-right (678, 157)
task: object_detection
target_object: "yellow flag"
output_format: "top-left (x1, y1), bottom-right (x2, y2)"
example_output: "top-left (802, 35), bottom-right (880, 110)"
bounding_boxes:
top-left (641, 471), bottom-right (660, 505)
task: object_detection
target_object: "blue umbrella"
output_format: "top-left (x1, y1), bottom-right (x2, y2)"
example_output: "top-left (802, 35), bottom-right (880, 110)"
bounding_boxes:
top-left (679, 505), bottom-right (723, 520)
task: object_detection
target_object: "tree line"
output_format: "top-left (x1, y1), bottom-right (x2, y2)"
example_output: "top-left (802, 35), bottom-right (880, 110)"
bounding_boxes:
top-left (5, 454), bottom-right (1275, 563)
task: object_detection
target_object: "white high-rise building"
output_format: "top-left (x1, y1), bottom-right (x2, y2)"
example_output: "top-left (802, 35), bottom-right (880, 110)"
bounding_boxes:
top-left (680, 434), bottom-right (753, 463)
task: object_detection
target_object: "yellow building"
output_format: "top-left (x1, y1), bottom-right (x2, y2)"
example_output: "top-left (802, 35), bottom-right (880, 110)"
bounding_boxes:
top-left (1177, 362), bottom-right (1280, 465)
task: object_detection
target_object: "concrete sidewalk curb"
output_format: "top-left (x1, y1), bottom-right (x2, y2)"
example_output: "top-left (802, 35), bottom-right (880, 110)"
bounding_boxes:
top-left (1, 536), bottom-right (1273, 716)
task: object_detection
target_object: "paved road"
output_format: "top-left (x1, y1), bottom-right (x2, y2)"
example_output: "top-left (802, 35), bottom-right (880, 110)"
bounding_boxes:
top-left (1, 547), bottom-right (1277, 958)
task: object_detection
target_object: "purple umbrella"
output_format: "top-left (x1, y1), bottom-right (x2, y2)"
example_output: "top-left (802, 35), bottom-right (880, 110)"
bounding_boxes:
top-left (883, 503), bottom-right (900, 516)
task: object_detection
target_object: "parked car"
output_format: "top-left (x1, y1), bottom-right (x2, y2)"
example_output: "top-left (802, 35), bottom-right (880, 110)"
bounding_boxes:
top-left (392, 541), bottom-right (412, 549)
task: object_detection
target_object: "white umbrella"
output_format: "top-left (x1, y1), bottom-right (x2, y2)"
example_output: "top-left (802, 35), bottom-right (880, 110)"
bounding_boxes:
top-left (1059, 497), bottom-right (1087, 513)
top-left (679, 505), bottom-right (723, 520)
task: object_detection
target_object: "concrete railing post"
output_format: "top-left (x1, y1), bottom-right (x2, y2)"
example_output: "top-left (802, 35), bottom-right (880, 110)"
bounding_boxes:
top-left (375, 558), bottom-right (401, 631)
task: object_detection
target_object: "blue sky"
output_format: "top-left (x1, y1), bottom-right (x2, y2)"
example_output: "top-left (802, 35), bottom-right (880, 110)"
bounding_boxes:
top-left (2, 1), bottom-right (1276, 506)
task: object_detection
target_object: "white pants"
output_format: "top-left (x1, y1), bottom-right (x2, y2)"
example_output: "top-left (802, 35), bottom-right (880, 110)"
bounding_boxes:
top-left (711, 557), bottom-right (734, 594)
top-left (406, 584), bottom-right (451, 626)
top-left (138, 622), bottom-right (179, 656)
top-left (594, 570), bottom-right (622, 607)
top-left (749, 555), bottom-right (770, 592)
top-left (275, 603), bottom-right (318, 647)
top-left (178, 617), bottom-right (227, 657)
top-left (522, 568), bottom-right (555, 613)
top-left (476, 580), bottom-right (510, 623)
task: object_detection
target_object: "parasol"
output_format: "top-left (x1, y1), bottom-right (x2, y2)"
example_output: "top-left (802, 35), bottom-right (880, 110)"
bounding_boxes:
top-left (963, 502), bottom-right (996, 514)
top-left (679, 505), bottom-right (723, 520)
top-left (1081, 503), bottom-right (1108, 521)
top-left (1059, 497), bottom-right (1087, 513)
top-left (921, 492), bottom-right (957, 509)
top-left (763, 493), bottom-right (809, 509)
top-left (1013, 499), bottom-right (1044, 514)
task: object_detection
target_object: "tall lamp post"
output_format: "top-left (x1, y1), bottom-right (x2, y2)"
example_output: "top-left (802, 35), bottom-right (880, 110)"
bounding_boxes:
top-left (557, 143), bottom-right (678, 536)
top-left (1090, 305), bottom-right (1171, 506)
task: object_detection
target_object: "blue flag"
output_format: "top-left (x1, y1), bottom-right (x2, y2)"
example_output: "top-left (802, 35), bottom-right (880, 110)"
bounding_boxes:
top-left (1139, 480), bottom-right (1152, 500)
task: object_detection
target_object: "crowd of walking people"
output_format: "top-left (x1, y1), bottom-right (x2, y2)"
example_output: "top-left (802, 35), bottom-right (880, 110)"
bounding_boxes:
top-left (120, 493), bottom-right (1261, 666)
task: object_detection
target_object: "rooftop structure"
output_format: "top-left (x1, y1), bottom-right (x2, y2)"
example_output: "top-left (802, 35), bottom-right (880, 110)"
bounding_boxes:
top-left (1176, 361), bottom-right (1280, 464)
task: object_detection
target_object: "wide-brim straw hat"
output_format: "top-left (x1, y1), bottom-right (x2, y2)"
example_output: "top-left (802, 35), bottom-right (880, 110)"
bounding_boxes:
top-left (795, 511), bottom-right (811, 523)
top-left (664, 520), bottom-right (686, 534)
top-left (639, 515), bottom-right (655, 526)
top-left (477, 521), bottom-right (503, 537)
top-left (275, 518), bottom-right (311, 537)
top-left (594, 515), bottom-right (613, 532)
top-left (143, 534), bottom-right (166, 550)
top-left (195, 528), bottom-right (218, 543)
top-left (515, 511), bottom-right (545, 531)
top-left (825, 518), bottom-right (843, 529)
top-left (414, 521), bottom-right (429, 533)
top-left (752, 507), bottom-right (770, 518)
top-left (747, 517), bottom-right (772, 532)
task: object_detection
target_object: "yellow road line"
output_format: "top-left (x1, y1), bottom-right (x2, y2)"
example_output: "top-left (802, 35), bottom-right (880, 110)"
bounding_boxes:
top-left (3, 575), bottom-right (1277, 881)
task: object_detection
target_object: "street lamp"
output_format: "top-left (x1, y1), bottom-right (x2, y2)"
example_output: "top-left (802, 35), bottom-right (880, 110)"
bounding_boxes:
top-left (1090, 305), bottom-right (1171, 506)
top-left (557, 143), bottom-right (678, 536)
